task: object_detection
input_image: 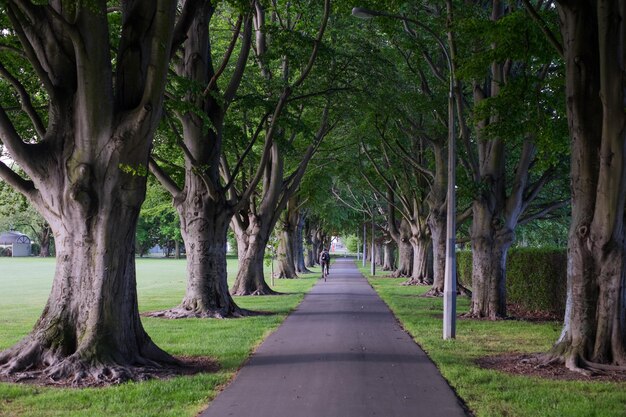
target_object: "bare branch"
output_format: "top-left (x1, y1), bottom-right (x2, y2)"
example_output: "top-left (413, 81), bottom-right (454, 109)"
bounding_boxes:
top-left (223, 14), bottom-right (252, 106)
top-left (0, 105), bottom-right (33, 169)
top-left (290, 0), bottom-right (330, 89)
top-left (0, 159), bottom-right (35, 197)
top-left (522, 0), bottom-right (564, 58)
top-left (518, 200), bottom-right (569, 226)
top-left (148, 158), bottom-right (182, 198)
top-left (225, 112), bottom-right (271, 190)
top-left (0, 62), bottom-right (46, 139)
top-left (5, 5), bottom-right (55, 94)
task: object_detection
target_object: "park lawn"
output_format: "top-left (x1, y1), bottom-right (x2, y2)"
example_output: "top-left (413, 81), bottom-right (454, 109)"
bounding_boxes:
top-left (363, 268), bottom-right (626, 417)
top-left (0, 257), bottom-right (320, 417)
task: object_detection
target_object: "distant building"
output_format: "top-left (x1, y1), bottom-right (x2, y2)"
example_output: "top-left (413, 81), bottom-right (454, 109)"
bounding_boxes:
top-left (330, 237), bottom-right (348, 254)
top-left (0, 231), bottom-right (32, 257)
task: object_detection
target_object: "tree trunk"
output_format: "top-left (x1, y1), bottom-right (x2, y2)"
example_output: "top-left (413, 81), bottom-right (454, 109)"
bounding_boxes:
top-left (295, 213), bottom-right (311, 273)
top-left (468, 199), bottom-right (514, 318)
top-left (382, 241), bottom-right (396, 271)
top-left (393, 238), bottom-right (413, 277)
top-left (425, 210), bottom-right (446, 296)
top-left (404, 235), bottom-right (431, 285)
top-left (304, 220), bottom-right (316, 267)
top-left (0, 166), bottom-right (176, 384)
top-left (147, 177), bottom-right (245, 318)
top-left (39, 225), bottom-right (52, 258)
top-left (375, 240), bottom-right (384, 266)
top-left (231, 218), bottom-right (277, 295)
top-left (275, 226), bottom-right (298, 279)
top-left (548, 0), bottom-right (626, 372)
top-left (235, 229), bottom-right (250, 266)
top-left (0, 0), bottom-right (187, 385)
top-left (174, 240), bottom-right (181, 259)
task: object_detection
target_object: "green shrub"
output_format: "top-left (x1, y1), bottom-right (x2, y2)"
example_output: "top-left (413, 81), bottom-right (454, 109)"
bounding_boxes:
top-left (344, 234), bottom-right (360, 253)
top-left (457, 247), bottom-right (567, 315)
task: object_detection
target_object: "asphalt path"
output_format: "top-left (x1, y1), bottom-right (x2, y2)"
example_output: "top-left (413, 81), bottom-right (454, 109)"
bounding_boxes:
top-left (200, 258), bottom-right (468, 417)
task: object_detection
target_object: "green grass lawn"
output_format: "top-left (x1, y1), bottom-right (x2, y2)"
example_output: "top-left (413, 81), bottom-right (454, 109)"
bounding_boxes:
top-left (0, 256), bottom-right (320, 417)
top-left (362, 266), bottom-right (626, 417)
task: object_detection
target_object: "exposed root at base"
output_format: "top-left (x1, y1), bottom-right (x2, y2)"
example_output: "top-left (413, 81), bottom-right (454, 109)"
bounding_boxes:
top-left (401, 278), bottom-right (430, 286)
top-left (476, 353), bottom-right (626, 382)
top-left (459, 311), bottom-right (507, 320)
top-left (144, 306), bottom-right (255, 319)
top-left (230, 288), bottom-right (284, 296)
top-left (423, 287), bottom-right (444, 297)
top-left (0, 354), bottom-right (219, 388)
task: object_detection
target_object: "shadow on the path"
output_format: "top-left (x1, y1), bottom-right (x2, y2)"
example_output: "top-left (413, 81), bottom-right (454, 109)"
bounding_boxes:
top-left (247, 352), bottom-right (430, 367)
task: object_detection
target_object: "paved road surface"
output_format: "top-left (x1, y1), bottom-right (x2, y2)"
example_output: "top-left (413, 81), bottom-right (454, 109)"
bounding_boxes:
top-left (200, 258), bottom-right (468, 417)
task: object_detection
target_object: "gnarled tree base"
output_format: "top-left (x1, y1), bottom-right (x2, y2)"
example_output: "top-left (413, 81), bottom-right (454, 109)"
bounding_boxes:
top-left (478, 353), bottom-right (626, 382)
top-left (423, 284), bottom-right (472, 298)
top-left (402, 278), bottom-right (430, 286)
top-left (231, 287), bottom-right (282, 296)
top-left (0, 338), bottom-right (214, 388)
top-left (145, 304), bottom-right (252, 319)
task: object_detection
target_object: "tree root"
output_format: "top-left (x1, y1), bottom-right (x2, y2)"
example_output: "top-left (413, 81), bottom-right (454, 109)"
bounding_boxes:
top-left (401, 278), bottom-right (429, 286)
top-left (230, 287), bottom-right (283, 296)
top-left (144, 305), bottom-right (253, 319)
top-left (423, 287), bottom-right (444, 297)
top-left (0, 338), bottom-right (212, 388)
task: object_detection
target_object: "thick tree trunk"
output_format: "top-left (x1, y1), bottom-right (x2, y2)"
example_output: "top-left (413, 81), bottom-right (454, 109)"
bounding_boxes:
top-left (148, 182), bottom-right (245, 318)
top-left (275, 227), bottom-right (298, 279)
top-left (304, 220), bottom-right (316, 267)
top-left (548, 0), bottom-right (626, 372)
top-left (231, 218), bottom-right (277, 295)
top-left (375, 240), bottom-right (384, 266)
top-left (39, 226), bottom-right (52, 257)
top-left (404, 235), bottom-right (431, 285)
top-left (0, 0), bottom-right (192, 385)
top-left (392, 238), bottom-right (413, 277)
top-left (235, 230), bottom-right (249, 265)
top-left (468, 200), bottom-right (514, 318)
top-left (382, 242), bottom-right (396, 271)
top-left (425, 210), bottom-right (446, 296)
top-left (174, 240), bottom-right (181, 259)
top-left (295, 213), bottom-right (311, 273)
top-left (0, 168), bottom-right (175, 384)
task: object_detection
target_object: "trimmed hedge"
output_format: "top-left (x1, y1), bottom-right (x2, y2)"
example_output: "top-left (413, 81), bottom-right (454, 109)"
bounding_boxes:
top-left (457, 247), bottom-right (567, 315)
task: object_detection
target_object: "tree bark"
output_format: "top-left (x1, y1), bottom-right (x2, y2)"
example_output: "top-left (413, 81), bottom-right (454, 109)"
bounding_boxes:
top-left (275, 218), bottom-right (298, 279)
top-left (295, 212), bottom-right (311, 273)
top-left (231, 215), bottom-right (277, 296)
top-left (382, 241), bottom-right (396, 271)
top-left (548, 0), bottom-right (626, 372)
top-left (147, 4), bottom-right (248, 317)
top-left (375, 240), bottom-right (384, 266)
top-left (0, 0), bottom-right (191, 384)
top-left (38, 225), bottom-right (52, 257)
top-left (404, 234), bottom-right (431, 285)
top-left (425, 209), bottom-right (446, 295)
top-left (304, 218), bottom-right (316, 267)
top-left (148, 175), bottom-right (245, 318)
top-left (389, 206), bottom-right (413, 277)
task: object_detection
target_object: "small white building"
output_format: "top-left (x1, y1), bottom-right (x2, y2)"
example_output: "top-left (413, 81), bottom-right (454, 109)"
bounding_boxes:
top-left (0, 231), bottom-right (32, 257)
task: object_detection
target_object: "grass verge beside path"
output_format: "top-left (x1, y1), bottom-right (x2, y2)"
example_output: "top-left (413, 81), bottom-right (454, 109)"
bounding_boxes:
top-left (361, 265), bottom-right (626, 417)
top-left (0, 257), bottom-right (320, 417)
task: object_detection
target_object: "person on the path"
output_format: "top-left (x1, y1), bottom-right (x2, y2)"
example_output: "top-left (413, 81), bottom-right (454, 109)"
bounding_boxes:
top-left (319, 248), bottom-right (330, 281)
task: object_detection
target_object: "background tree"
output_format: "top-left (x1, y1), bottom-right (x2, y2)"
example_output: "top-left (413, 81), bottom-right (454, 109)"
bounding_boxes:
top-left (0, 173), bottom-right (52, 256)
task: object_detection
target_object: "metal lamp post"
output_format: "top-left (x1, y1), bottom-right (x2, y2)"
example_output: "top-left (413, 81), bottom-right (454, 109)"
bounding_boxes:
top-left (352, 7), bottom-right (457, 339)
top-left (371, 209), bottom-right (376, 276)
